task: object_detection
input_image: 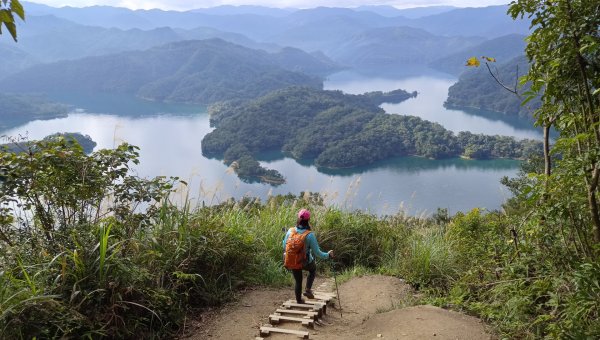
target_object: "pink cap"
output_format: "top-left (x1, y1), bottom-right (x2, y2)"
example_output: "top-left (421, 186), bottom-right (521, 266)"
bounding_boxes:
top-left (298, 208), bottom-right (311, 220)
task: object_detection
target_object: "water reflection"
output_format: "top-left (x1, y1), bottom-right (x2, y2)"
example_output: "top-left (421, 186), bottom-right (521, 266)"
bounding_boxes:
top-left (47, 92), bottom-right (206, 117)
top-left (316, 156), bottom-right (519, 177)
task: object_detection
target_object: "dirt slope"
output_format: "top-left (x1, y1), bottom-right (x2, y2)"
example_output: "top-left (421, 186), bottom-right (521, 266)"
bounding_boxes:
top-left (186, 275), bottom-right (492, 340)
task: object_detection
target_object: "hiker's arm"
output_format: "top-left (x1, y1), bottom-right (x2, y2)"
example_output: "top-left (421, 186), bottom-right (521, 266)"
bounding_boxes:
top-left (282, 229), bottom-right (290, 249)
top-left (307, 233), bottom-right (330, 259)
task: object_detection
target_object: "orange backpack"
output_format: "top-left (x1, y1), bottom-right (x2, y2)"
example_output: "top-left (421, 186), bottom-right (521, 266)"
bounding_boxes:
top-left (284, 228), bottom-right (311, 270)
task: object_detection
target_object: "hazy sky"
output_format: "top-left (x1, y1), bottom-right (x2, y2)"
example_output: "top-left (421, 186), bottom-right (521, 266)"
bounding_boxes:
top-left (27, 0), bottom-right (510, 11)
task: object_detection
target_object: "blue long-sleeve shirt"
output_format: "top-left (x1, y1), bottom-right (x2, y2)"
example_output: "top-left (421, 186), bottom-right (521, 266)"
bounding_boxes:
top-left (282, 226), bottom-right (330, 263)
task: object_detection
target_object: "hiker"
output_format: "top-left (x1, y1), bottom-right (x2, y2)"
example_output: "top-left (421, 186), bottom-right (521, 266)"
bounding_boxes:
top-left (283, 208), bottom-right (334, 304)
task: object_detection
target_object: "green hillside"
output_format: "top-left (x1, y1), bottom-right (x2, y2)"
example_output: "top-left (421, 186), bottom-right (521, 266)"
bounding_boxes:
top-left (445, 55), bottom-right (541, 117)
top-left (2, 39), bottom-right (332, 104)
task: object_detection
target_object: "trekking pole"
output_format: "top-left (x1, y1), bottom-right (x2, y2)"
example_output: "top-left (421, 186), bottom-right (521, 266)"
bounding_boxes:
top-left (331, 261), bottom-right (342, 318)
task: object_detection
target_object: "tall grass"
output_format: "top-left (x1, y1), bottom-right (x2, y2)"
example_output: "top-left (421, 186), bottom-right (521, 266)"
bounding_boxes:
top-left (1, 187), bottom-right (438, 338)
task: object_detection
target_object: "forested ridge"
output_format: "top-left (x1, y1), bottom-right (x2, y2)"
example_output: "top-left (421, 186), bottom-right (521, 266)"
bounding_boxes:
top-left (0, 39), bottom-right (335, 104)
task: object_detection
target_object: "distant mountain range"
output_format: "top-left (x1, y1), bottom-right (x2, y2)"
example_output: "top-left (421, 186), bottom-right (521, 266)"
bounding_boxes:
top-left (329, 26), bottom-right (484, 69)
top-left (3, 3), bottom-right (530, 78)
top-left (1, 39), bottom-right (338, 104)
top-left (20, 2), bottom-right (529, 40)
top-left (1, 14), bottom-right (280, 74)
top-left (0, 2), bottom-right (533, 109)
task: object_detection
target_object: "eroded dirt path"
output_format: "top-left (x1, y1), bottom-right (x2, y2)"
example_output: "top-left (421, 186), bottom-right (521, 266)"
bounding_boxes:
top-left (186, 275), bottom-right (492, 340)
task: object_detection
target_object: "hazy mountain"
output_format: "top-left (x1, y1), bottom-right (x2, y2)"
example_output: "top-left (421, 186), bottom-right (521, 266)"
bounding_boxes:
top-left (395, 6), bottom-right (457, 19)
top-left (10, 15), bottom-right (180, 62)
top-left (22, 2), bottom-right (155, 29)
top-left (354, 5), bottom-right (406, 17)
top-left (175, 27), bottom-right (280, 52)
top-left (412, 5), bottom-right (531, 38)
top-left (2, 39), bottom-right (338, 104)
top-left (355, 5), bottom-right (456, 18)
top-left (329, 26), bottom-right (483, 69)
top-left (430, 34), bottom-right (527, 76)
top-left (22, 2), bottom-right (285, 38)
top-left (190, 5), bottom-right (295, 17)
top-left (20, 3), bottom-right (530, 53)
top-left (2, 14), bottom-right (283, 67)
top-left (14, 3), bottom-right (532, 75)
top-left (445, 55), bottom-right (540, 117)
top-left (0, 43), bottom-right (39, 78)
top-left (270, 47), bottom-right (343, 76)
top-left (268, 7), bottom-right (408, 52)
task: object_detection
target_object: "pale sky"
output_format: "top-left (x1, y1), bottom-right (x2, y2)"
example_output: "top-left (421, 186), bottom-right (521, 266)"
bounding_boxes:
top-left (26, 0), bottom-right (510, 11)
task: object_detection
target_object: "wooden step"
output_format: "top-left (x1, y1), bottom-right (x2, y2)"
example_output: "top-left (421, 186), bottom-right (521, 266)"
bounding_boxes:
top-left (285, 300), bottom-right (327, 314)
top-left (269, 314), bottom-right (314, 328)
top-left (259, 326), bottom-right (309, 339)
top-left (285, 300), bottom-right (325, 307)
top-left (281, 302), bottom-right (323, 317)
top-left (275, 309), bottom-right (319, 320)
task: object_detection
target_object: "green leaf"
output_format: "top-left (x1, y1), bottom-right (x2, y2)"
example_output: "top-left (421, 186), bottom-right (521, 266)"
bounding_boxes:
top-left (521, 94), bottom-right (537, 106)
top-left (4, 20), bottom-right (16, 41)
top-left (0, 9), bottom-right (13, 23)
top-left (11, 0), bottom-right (24, 20)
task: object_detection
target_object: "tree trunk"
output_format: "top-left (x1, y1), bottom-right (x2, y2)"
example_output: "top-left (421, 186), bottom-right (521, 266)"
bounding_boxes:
top-left (543, 123), bottom-right (552, 177)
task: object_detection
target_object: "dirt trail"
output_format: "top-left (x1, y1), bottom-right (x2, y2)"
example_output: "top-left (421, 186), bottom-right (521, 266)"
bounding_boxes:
top-left (186, 275), bottom-right (491, 340)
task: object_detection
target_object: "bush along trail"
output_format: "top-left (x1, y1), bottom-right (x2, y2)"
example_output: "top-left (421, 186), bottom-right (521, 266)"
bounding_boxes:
top-left (1, 139), bottom-right (599, 339)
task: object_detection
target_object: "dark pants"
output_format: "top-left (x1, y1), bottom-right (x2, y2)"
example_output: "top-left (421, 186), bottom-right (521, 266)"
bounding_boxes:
top-left (291, 260), bottom-right (316, 303)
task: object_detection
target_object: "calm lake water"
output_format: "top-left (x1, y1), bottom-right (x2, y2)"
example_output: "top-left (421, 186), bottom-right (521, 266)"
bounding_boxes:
top-left (1, 70), bottom-right (541, 215)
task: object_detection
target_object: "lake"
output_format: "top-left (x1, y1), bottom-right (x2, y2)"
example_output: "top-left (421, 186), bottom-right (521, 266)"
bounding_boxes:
top-left (1, 70), bottom-right (541, 215)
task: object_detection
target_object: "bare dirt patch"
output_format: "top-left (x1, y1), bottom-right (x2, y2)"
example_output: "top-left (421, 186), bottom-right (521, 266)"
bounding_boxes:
top-left (185, 275), bottom-right (491, 340)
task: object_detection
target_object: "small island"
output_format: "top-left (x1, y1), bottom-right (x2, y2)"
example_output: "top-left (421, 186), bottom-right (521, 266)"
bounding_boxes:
top-left (202, 86), bottom-right (542, 184)
top-left (1, 133), bottom-right (97, 154)
top-left (223, 144), bottom-right (285, 185)
top-left (0, 93), bottom-right (71, 130)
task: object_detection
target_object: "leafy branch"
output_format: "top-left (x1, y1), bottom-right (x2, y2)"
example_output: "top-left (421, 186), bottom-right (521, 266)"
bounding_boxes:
top-left (0, 0), bottom-right (25, 41)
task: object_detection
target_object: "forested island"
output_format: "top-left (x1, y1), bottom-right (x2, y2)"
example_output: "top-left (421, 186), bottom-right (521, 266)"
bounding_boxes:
top-left (202, 86), bottom-right (541, 183)
top-left (0, 93), bottom-right (71, 129)
top-left (445, 55), bottom-right (541, 117)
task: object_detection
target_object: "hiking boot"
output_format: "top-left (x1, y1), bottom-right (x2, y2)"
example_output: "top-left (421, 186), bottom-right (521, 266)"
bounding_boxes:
top-left (297, 298), bottom-right (306, 304)
top-left (303, 290), bottom-right (314, 299)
